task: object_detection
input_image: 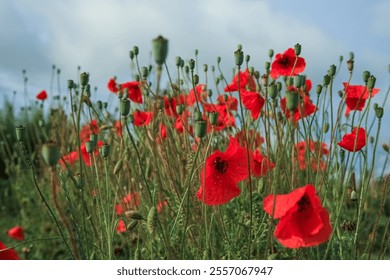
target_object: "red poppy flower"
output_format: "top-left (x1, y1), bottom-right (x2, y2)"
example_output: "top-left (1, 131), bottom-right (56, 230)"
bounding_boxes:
top-left (59, 151), bottom-right (79, 169)
top-left (36, 90), bottom-right (48, 101)
top-left (203, 103), bottom-right (236, 131)
top-left (107, 78), bottom-right (119, 93)
top-left (270, 48), bottom-right (306, 79)
top-left (263, 184), bottom-right (332, 248)
top-left (121, 81), bottom-right (143, 103)
top-left (224, 69), bottom-right (256, 92)
top-left (0, 241), bottom-right (20, 260)
top-left (80, 119), bottom-right (99, 140)
top-left (80, 140), bottom-right (103, 166)
top-left (280, 94), bottom-right (317, 122)
top-left (123, 192), bottom-right (141, 208)
top-left (157, 199), bottom-right (169, 213)
top-left (343, 83), bottom-right (380, 116)
top-left (187, 84), bottom-right (208, 106)
top-left (241, 90), bottom-right (265, 120)
top-left (156, 123), bottom-right (167, 144)
top-left (217, 95), bottom-right (238, 111)
top-left (338, 127), bottom-right (366, 152)
top-left (7, 226), bottom-right (25, 241)
top-left (295, 140), bottom-right (329, 171)
top-left (197, 136), bottom-right (253, 205)
top-left (252, 150), bottom-right (275, 177)
top-left (133, 110), bottom-right (153, 126)
top-left (116, 220), bottom-right (126, 233)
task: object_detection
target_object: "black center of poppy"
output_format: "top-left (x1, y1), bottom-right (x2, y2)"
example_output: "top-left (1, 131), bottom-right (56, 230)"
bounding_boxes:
top-left (279, 57), bottom-right (290, 67)
top-left (297, 195), bottom-right (311, 212)
top-left (214, 157), bottom-right (228, 174)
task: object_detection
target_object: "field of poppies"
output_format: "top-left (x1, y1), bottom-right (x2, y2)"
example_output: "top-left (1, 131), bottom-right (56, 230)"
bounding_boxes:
top-left (1, 36), bottom-right (389, 260)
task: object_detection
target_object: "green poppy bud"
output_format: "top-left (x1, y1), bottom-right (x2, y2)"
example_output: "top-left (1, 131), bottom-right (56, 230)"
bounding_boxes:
top-left (41, 142), bottom-right (60, 167)
top-left (367, 75), bottom-right (376, 91)
top-left (129, 50), bottom-right (134, 60)
top-left (328, 64), bottom-right (337, 77)
top-left (323, 74), bottom-right (331, 86)
top-left (189, 59), bottom-right (195, 70)
top-left (141, 66), bottom-right (149, 79)
top-left (265, 61), bottom-right (271, 71)
top-left (362, 71), bottom-right (370, 83)
top-left (347, 59), bottom-right (354, 72)
top-left (89, 133), bottom-right (98, 149)
top-left (268, 84), bottom-right (278, 99)
top-left (316, 84), bottom-right (323, 95)
top-left (203, 64), bottom-right (208, 72)
top-left (293, 75), bottom-right (303, 88)
top-left (294, 43), bottom-right (301, 56)
top-left (120, 98), bottom-right (131, 116)
top-left (245, 54), bottom-right (250, 63)
top-left (176, 104), bottom-right (185, 115)
top-left (152, 35), bottom-right (168, 65)
top-left (375, 107), bottom-right (384, 119)
top-left (133, 46), bottom-right (139, 56)
top-left (268, 49), bottom-right (274, 58)
top-left (175, 56), bottom-right (182, 67)
top-left (286, 91), bottom-right (299, 111)
top-left (195, 120), bottom-right (207, 138)
top-left (194, 109), bottom-right (202, 121)
top-left (67, 79), bottom-right (74, 90)
top-left (192, 74), bottom-right (199, 85)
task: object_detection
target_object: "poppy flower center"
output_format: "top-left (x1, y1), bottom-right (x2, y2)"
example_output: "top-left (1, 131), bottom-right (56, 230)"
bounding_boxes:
top-left (279, 57), bottom-right (290, 67)
top-left (297, 195), bottom-right (311, 212)
top-left (214, 157), bottom-right (228, 174)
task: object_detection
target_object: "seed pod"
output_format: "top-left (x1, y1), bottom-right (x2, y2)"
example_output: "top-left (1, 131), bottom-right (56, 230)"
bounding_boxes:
top-left (234, 49), bottom-right (244, 67)
top-left (195, 120), bottom-right (207, 138)
top-left (41, 142), bottom-right (60, 167)
top-left (294, 43), bottom-right (301, 56)
top-left (286, 91), bottom-right (299, 111)
top-left (80, 72), bottom-right (89, 87)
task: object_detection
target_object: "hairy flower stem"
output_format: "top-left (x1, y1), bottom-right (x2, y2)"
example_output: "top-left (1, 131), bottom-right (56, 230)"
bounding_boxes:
top-left (236, 65), bottom-right (253, 258)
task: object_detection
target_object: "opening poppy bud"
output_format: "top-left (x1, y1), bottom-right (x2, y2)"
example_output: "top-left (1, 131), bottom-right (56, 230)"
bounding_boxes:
top-left (265, 61), bottom-right (271, 71)
top-left (120, 98), bottom-right (131, 116)
top-left (322, 122), bottom-right (330, 133)
top-left (67, 79), bottom-right (74, 90)
top-left (294, 43), bottom-right (302, 56)
top-left (133, 46), bottom-right (139, 56)
top-left (129, 50), bottom-right (134, 60)
top-left (192, 74), bottom-right (199, 85)
top-left (316, 84), bottom-right (323, 95)
top-left (382, 143), bottom-right (389, 153)
top-left (15, 125), bottom-right (26, 142)
top-left (375, 107), bottom-right (383, 119)
top-left (176, 104), bottom-right (185, 115)
top-left (195, 120), bottom-right (207, 138)
top-left (41, 142), bottom-right (60, 167)
top-left (347, 59), bottom-right (354, 72)
top-left (268, 84), bottom-right (278, 99)
top-left (209, 111), bottom-right (219, 126)
top-left (80, 72), bottom-right (89, 87)
top-left (350, 190), bottom-right (358, 202)
top-left (194, 109), bottom-right (202, 121)
top-left (102, 143), bottom-right (110, 158)
top-left (367, 75), bottom-right (376, 91)
top-left (328, 64), bottom-right (337, 77)
top-left (152, 35), bottom-right (168, 65)
top-left (362, 71), bottom-right (370, 83)
top-left (323, 75), bottom-right (331, 86)
top-left (113, 159), bottom-right (123, 175)
top-left (141, 67), bottom-right (149, 79)
top-left (234, 49), bottom-right (244, 67)
top-left (294, 75), bottom-right (303, 88)
top-left (125, 210), bottom-right (144, 220)
top-left (189, 59), bottom-right (195, 70)
top-left (147, 206), bottom-right (158, 235)
top-left (286, 91), bottom-right (299, 111)
top-left (268, 49), bottom-right (274, 58)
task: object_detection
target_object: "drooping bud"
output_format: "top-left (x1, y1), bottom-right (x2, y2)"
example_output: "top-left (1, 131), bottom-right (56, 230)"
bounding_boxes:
top-left (152, 35), bottom-right (168, 65)
top-left (41, 142), bottom-right (60, 167)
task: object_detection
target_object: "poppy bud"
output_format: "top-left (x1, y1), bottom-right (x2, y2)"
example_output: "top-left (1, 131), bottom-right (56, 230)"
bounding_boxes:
top-left (328, 64), bottom-right (337, 77)
top-left (293, 75), bottom-right (303, 88)
top-left (203, 64), bottom-right (208, 72)
top-left (215, 77), bottom-right (220, 85)
top-left (176, 104), bottom-right (185, 115)
top-left (268, 84), bottom-right (278, 99)
top-left (152, 35), bottom-right (168, 65)
top-left (207, 89), bottom-right (213, 97)
top-left (286, 77), bottom-right (293, 87)
top-left (373, 103), bottom-right (379, 110)
top-left (134, 74), bottom-right (140, 82)
top-left (316, 84), bottom-right (323, 95)
top-left (323, 75), bottom-right (331, 86)
top-left (41, 142), bottom-right (60, 167)
top-left (80, 72), bottom-right (89, 87)
top-left (375, 107), bottom-right (384, 119)
top-left (120, 98), bottom-right (131, 116)
top-left (209, 111), bottom-right (219, 126)
top-left (133, 46), bottom-right (139, 56)
top-left (189, 59), bottom-right (195, 70)
top-left (340, 149), bottom-right (345, 162)
top-left (129, 50), bottom-right (134, 60)
top-left (245, 54), bottom-right (250, 63)
top-left (286, 91), bottom-right (299, 111)
top-left (15, 125), bottom-right (26, 142)
top-left (192, 74), bottom-right (199, 85)
top-left (97, 100), bottom-right (103, 110)
top-left (268, 49), bottom-right (274, 58)
top-left (195, 120), bottom-right (207, 138)
top-left (347, 59), bottom-right (354, 72)
top-left (362, 71), bottom-right (370, 83)
top-left (265, 61), bottom-right (270, 71)
top-left (175, 56), bottom-right (182, 67)
top-left (141, 67), bottom-right (148, 79)
top-left (102, 143), bottom-right (110, 158)
top-left (294, 43), bottom-right (302, 56)
top-left (125, 210), bottom-right (144, 220)
top-left (254, 71), bottom-right (260, 80)
top-left (367, 75), bottom-right (376, 91)
top-left (234, 49), bottom-right (244, 67)
top-left (85, 84), bottom-right (91, 97)
top-left (382, 143), bottom-right (389, 153)
top-left (67, 79), bottom-right (74, 90)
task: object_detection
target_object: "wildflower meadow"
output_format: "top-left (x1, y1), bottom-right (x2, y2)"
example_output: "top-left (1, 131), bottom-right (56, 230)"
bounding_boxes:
top-left (1, 36), bottom-right (389, 260)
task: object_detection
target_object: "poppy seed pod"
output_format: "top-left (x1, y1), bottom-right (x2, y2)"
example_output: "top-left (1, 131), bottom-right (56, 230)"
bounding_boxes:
top-left (41, 142), bottom-right (60, 167)
top-left (192, 74), bottom-right (199, 85)
top-left (80, 72), bottom-right (89, 87)
top-left (175, 56), bottom-right (182, 67)
top-left (328, 64), bottom-right (337, 77)
top-left (245, 54), bottom-right (250, 63)
top-left (268, 49), bottom-right (274, 58)
top-left (316, 84), bottom-right (323, 95)
top-left (294, 43), bottom-right (302, 56)
top-left (67, 79), bottom-right (74, 90)
top-left (367, 75), bottom-right (376, 91)
top-left (347, 59), bottom-right (354, 72)
top-left (15, 125), bottom-right (26, 142)
top-left (285, 91), bottom-right (299, 111)
top-left (323, 75), bottom-right (331, 86)
top-left (189, 59), bottom-right (195, 71)
top-left (152, 35), bottom-right (168, 65)
top-left (234, 49), bottom-right (244, 67)
top-left (268, 84), bottom-right (278, 99)
top-left (120, 98), bottom-right (131, 116)
top-left (265, 61), bottom-right (271, 71)
top-left (133, 46), bottom-right (139, 56)
top-left (375, 107), bottom-right (384, 119)
top-left (141, 66), bottom-right (149, 79)
top-left (293, 75), bottom-right (303, 88)
top-left (209, 111), bottom-right (219, 126)
top-left (362, 71), bottom-right (370, 83)
top-left (89, 133), bottom-right (98, 148)
top-left (195, 120), bottom-right (207, 138)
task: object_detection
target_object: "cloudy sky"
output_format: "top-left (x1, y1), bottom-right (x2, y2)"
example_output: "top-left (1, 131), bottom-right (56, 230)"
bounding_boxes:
top-left (0, 0), bottom-right (389, 171)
